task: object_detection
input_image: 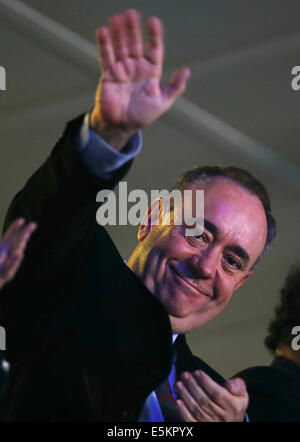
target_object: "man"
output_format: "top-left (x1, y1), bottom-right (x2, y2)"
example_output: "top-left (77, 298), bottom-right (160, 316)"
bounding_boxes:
top-left (0, 10), bottom-right (275, 422)
top-left (234, 267), bottom-right (300, 422)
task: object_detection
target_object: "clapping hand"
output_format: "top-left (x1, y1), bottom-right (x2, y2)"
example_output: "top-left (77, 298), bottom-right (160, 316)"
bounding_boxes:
top-left (175, 370), bottom-right (249, 422)
top-left (0, 218), bottom-right (37, 290)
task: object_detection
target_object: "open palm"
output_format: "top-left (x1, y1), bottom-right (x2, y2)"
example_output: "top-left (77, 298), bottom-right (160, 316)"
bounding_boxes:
top-left (91, 10), bottom-right (190, 138)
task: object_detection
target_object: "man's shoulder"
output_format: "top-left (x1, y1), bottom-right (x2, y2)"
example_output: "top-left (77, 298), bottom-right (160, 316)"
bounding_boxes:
top-left (234, 357), bottom-right (300, 421)
top-left (234, 357), bottom-right (300, 393)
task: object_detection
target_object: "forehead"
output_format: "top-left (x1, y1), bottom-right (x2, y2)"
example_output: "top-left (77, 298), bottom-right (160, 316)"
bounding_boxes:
top-left (200, 176), bottom-right (263, 210)
top-left (190, 177), bottom-right (268, 262)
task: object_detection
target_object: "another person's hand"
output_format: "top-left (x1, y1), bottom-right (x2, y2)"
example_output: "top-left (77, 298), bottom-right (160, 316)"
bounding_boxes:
top-left (175, 370), bottom-right (249, 422)
top-left (0, 218), bottom-right (37, 290)
top-left (90, 9), bottom-right (191, 150)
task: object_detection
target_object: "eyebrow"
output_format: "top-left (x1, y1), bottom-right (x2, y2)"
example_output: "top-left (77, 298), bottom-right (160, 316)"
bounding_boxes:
top-left (228, 245), bottom-right (250, 263)
top-left (204, 219), bottom-right (250, 263)
top-left (204, 219), bottom-right (219, 236)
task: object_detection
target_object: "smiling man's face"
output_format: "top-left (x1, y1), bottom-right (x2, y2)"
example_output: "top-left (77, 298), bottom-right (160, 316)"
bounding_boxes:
top-left (128, 177), bottom-right (268, 334)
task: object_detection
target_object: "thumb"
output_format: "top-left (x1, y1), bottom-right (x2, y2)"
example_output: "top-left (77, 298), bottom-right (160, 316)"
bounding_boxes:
top-left (163, 67), bottom-right (191, 102)
top-left (225, 378), bottom-right (247, 396)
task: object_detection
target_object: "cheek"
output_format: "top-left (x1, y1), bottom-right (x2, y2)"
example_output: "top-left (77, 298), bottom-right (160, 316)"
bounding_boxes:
top-left (144, 229), bottom-right (190, 273)
top-left (165, 241), bottom-right (190, 259)
top-left (214, 273), bottom-right (237, 305)
top-left (163, 231), bottom-right (196, 260)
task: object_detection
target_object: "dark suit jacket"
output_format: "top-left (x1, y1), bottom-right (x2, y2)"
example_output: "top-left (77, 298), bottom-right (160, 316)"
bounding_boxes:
top-left (175, 334), bottom-right (225, 386)
top-left (235, 356), bottom-right (300, 422)
top-left (0, 351), bottom-right (9, 419)
top-left (0, 115), bottom-right (224, 421)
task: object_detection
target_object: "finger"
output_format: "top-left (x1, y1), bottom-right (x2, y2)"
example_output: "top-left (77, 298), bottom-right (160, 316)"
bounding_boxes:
top-left (111, 62), bottom-right (128, 82)
top-left (2, 253), bottom-right (23, 282)
top-left (123, 58), bottom-right (135, 78)
top-left (163, 67), bottom-right (190, 101)
top-left (96, 27), bottom-right (116, 70)
top-left (145, 17), bottom-right (164, 66)
top-left (0, 221), bottom-right (36, 287)
top-left (178, 371), bottom-right (207, 405)
top-left (177, 372), bottom-right (224, 418)
top-left (225, 378), bottom-right (247, 397)
top-left (125, 10), bottom-right (143, 59)
top-left (0, 242), bottom-right (11, 264)
top-left (192, 370), bottom-right (232, 411)
top-left (175, 399), bottom-right (197, 422)
top-left (2, 218), bottom-right (25, 241)
top-left (0, 218), bottom-right (26, 263)
top-left (109, 13), bottom-right (129, 62)
top-left (13, 222), bottom-right (37, 254)
top-left (175, 380), bottom-right (218, 422)
top-left (7, 222), bottom-right (37, 255)
top-left (175, 377), bottom-right (203, 416)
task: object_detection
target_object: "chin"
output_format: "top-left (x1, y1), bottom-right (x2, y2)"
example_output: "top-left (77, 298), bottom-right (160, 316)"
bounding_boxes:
top-left (156, 287), bottom-right (194, 316)
top-left (169, 315), bottom-right (193, 334)
top-left (169, 311), bottom-right (213, 334)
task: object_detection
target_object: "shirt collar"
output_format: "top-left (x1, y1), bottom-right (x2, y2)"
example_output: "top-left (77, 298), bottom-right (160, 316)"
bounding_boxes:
top-left (172, 333), bottom-right (178, 344)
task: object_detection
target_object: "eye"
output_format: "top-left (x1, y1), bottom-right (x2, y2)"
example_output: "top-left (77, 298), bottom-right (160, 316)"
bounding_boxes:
top-left (182, 225), bottom-right (209, 246)
top-left (224, 255), bottom-right (241, 270)
top-left (188, 231), bottom-right (207, 245)
top-left (194, 232), bottom-right (204, 240)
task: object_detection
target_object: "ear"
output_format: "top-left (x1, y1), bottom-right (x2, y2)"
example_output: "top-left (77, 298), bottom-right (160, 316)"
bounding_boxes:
top-left (138, 198), bottom-right (162, 242)
top-left (235, 271), bottom-right (252, 291)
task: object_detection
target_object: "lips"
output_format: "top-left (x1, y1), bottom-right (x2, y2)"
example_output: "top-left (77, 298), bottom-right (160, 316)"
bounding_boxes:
top-left (170, 265), bottom-right (213, 299)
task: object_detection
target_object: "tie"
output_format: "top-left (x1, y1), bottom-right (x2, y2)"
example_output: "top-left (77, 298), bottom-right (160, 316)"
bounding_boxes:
top-left (155, 377), bottom-right (182, 422)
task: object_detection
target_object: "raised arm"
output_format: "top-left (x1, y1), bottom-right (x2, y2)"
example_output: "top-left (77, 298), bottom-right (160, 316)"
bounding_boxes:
top-left (5, 10), bottom-right (190, 229)
top-left (90, 10), bottom-right (190, 150)
top-left (1, 10), bottom-right (188, 368)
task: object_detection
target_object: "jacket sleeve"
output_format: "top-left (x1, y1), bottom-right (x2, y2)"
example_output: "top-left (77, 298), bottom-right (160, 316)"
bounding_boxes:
top-left (0, 114), bottom-right (174, 422)
top-left (0, 114), bottom-right (133, 364)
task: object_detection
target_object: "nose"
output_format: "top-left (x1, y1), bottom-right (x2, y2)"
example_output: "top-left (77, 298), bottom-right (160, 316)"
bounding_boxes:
top-left (188, 246), bottom-right (219, 280)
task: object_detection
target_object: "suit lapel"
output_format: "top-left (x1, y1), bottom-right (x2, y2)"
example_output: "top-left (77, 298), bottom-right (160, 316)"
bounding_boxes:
top-left (174, 334), bottom-right (226, 387)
